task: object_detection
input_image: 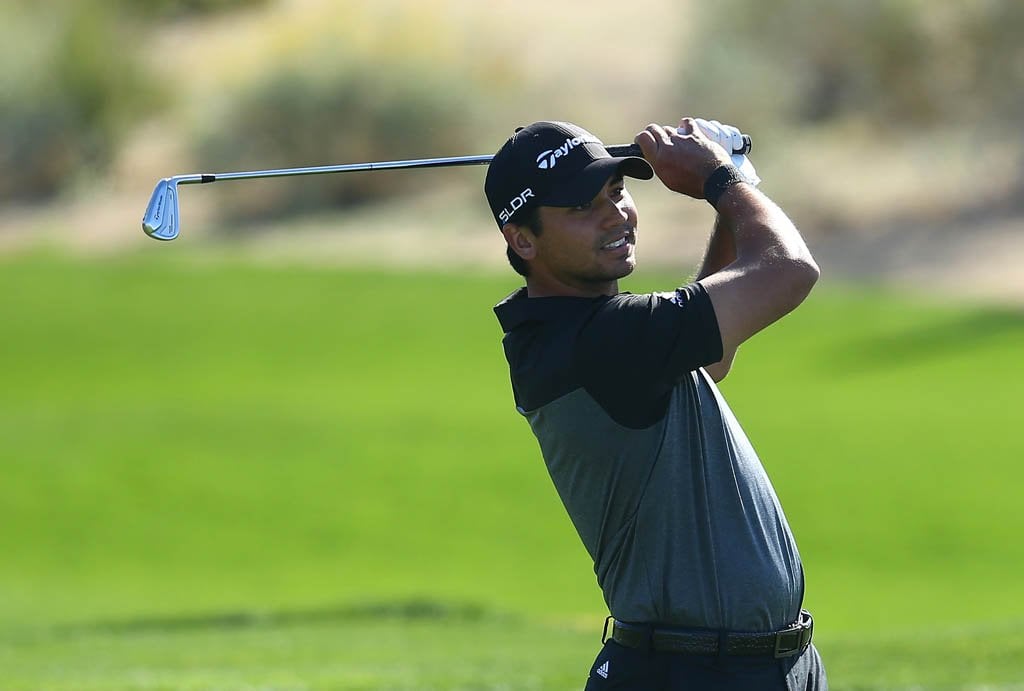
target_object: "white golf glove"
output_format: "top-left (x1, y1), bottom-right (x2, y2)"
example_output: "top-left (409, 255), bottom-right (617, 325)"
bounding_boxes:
top-left (689, 118), bottom-right (760, 186)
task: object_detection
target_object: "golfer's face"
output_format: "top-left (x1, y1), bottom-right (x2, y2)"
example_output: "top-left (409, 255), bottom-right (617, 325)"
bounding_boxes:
top-left (532, 175), bottom-right (638, 295)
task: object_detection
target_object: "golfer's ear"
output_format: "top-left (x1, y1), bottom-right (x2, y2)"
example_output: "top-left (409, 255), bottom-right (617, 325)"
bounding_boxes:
top-left (502, 223), bottom-right (537, 262)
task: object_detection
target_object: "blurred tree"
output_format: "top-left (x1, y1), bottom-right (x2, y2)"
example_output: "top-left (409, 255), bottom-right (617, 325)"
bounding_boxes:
top-left (0, 1), bottom-right (161, 200)
top-left (0, 0), bottom-right (272, 202)
top-left (114, 0), bottom-right (268, 19)
top-left (680, 0), bottom-right (1024, 131)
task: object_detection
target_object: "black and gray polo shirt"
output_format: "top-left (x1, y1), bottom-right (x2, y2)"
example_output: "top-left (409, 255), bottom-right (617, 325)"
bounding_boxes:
top-left (494, 284), bottom-right (804, 632)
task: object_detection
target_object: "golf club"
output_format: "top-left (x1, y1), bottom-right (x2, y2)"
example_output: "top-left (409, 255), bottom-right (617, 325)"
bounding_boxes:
top-left (142, 137), bottom-right (752, 241)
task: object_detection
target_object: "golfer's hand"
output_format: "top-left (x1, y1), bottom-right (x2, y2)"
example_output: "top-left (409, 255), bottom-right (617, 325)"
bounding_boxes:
top-left (634, 118), bottom-right (733, 199)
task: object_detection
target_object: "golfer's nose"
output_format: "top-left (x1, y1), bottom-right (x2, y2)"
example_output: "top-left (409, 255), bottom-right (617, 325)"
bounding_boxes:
top-left (604, 195), bottom-right (629, 226)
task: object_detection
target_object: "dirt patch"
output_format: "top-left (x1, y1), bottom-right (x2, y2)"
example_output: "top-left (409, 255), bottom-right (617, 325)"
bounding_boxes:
top-left (812, 210), bottom-right (1024, 306)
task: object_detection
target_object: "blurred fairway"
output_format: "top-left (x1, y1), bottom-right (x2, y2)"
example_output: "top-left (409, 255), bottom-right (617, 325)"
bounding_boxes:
top-left (1, 252), bottom-right (1022, 689)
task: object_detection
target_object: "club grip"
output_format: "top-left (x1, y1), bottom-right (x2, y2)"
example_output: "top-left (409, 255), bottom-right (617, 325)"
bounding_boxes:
top-left (607, 134), bottom-right (752, 158)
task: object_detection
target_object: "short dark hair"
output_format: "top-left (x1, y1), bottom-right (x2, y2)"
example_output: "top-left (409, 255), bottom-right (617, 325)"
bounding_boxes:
top-left (506, 206), bottom-right (543, 277)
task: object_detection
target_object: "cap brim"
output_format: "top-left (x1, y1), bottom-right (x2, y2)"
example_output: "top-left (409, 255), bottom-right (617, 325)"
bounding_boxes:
top-left (540, 156), bottom-right (654, 208)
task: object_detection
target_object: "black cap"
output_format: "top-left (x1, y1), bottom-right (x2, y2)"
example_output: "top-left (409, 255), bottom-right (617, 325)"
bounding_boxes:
top-left (484, 121), bottom-right (654, 228)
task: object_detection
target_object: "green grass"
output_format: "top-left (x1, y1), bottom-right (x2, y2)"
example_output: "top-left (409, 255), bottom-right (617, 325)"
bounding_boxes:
top-left (2, 612), bottom-right (1022, 690)
top-left (1, 252), bottom-right (1023, 689)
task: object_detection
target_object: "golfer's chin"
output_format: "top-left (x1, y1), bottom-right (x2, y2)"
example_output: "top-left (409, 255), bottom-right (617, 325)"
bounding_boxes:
top-left (610, 252), bottom-right (637, 279)
top-left (585, 249), bottom-right (637, 290)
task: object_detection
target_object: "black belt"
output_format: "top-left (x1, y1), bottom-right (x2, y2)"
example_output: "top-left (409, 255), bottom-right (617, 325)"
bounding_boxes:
top-left (606, 609), bottom-right (813, 658)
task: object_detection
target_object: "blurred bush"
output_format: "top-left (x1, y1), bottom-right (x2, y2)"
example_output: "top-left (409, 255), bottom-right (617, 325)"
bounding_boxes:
top-left (681, 0), bottom-right (1024, 131)
top-left (194, 51), bottom-right (484, 224)
top-left (0, 2), bottom-right (161, 201)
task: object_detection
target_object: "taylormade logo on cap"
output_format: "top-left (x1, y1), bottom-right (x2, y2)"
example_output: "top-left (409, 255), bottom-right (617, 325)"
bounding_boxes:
top-left (535, 135), bottom-right (601, 170)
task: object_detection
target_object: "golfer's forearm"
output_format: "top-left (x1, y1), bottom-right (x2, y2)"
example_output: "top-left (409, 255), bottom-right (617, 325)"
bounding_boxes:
top-left (696, 215), bottom-right (737, 281)
top-left (715, 184), bottom-right (818, 286)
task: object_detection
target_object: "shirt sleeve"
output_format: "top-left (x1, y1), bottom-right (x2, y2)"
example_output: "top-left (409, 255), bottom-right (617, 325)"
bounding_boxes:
top-left (573, 284), bottom-right (723, 427)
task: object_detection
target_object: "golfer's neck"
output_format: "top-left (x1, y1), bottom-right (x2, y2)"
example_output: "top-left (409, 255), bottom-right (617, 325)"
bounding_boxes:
top-left (525, 276), bottom-right (619, 298)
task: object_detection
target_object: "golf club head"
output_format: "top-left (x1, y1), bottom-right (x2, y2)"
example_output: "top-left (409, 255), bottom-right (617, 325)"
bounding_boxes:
top-left (142, 178), bottom-right (180, 241)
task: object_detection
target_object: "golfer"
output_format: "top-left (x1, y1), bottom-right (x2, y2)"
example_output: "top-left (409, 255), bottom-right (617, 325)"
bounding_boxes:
top-left (485, 119), bottom-right (827, 690)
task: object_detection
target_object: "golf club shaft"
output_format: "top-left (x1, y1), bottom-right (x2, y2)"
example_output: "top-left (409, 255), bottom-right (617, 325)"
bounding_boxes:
top-left (183, 153), bottom-right (494, 186)
top-left (171, 139), bottom-right (751, 186)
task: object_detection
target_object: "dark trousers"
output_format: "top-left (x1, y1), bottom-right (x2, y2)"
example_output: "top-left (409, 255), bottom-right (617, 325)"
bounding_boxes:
top-left (583, 640), bottom-right (827, 690)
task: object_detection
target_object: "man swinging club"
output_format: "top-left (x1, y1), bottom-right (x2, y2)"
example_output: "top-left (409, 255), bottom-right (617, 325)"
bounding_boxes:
top-left (486, 118), bottom-right (827, 690)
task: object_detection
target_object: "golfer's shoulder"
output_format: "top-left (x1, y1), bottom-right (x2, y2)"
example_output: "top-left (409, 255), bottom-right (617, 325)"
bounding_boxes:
top-left (589, 285), bottom-right (716, 328)
top-left (589, 291), bottom-right (655, 317)
top-left (579, 286), bottom-right (721, 364)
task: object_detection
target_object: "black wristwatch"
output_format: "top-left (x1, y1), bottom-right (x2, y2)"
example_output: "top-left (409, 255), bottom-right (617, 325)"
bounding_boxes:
top-left (703, 164), bottom-right (747, 209)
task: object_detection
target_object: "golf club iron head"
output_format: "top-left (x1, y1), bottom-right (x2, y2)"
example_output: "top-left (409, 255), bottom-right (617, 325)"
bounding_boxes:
top-left (142, 178), bottom-right (180, 241)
